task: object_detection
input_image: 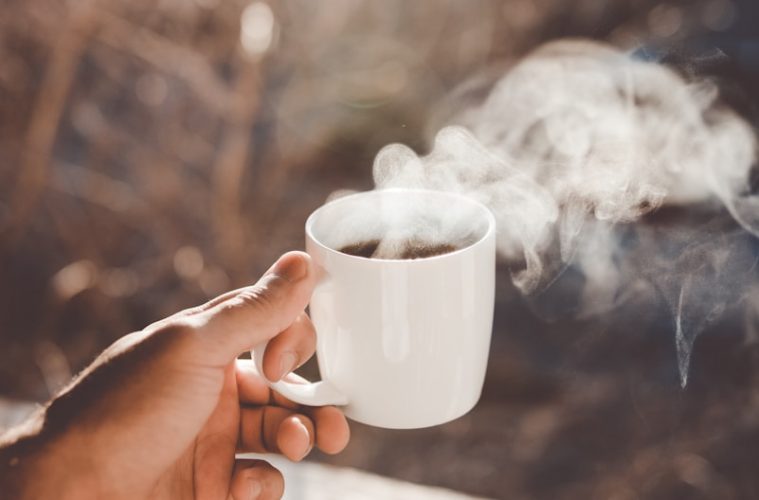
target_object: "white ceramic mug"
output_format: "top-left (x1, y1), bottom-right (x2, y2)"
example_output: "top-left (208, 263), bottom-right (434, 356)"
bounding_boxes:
top-left (253, 188), bottom-right (496, 429)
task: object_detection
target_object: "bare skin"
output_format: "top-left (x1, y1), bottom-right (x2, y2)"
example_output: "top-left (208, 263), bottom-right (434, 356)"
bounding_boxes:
top-left (0, 252), bottom-right (350, 500)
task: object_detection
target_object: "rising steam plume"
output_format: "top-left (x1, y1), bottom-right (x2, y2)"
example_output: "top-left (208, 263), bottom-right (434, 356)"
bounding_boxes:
top-left (371, 39), bottom-right (759, 386)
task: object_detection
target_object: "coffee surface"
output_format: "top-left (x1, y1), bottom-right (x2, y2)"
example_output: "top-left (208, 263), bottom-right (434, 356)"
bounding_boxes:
top-left (338, 240), bottom-right (459, 259)
top-left (338, 240), bottom-right (380, 258)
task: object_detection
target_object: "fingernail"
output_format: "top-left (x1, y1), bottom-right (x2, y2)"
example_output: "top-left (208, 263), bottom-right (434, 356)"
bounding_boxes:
top-left (294, 417), bottom-right (313, 460)
top-left (271, 254), bottom-right (307, 282)
top-left (248, 478), bottom-right (262, 499)
top-left (276, 351), bottom-right (298, 381)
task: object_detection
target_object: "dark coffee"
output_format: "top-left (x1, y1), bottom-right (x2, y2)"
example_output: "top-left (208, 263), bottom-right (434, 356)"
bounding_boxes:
top-left (339, 239), bottom-right (381, 258)
top-left (338, 239), bottom-right (459, 259)
top-left (400, 243), bottom-right (458, 259)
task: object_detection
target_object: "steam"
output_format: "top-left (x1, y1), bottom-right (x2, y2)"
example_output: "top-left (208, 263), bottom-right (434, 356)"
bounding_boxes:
top-left (370, 39), bottom-right (759, 385)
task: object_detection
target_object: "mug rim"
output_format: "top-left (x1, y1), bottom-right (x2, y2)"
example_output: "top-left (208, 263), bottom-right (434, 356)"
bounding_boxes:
top-left (305, 188), bottom-right (496, 263)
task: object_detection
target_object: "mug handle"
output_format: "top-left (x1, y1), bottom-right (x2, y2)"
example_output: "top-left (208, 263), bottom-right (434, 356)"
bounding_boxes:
top-left (251, 341), bottom-right (349, 407)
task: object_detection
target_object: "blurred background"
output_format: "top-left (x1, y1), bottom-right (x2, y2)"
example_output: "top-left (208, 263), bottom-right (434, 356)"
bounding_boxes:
top-left (1, 0), bottom-right (759, 498)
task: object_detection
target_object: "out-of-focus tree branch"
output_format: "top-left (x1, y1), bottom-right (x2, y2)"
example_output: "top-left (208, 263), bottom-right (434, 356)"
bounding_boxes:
top-left (3, 0), bottom-right (99, 245)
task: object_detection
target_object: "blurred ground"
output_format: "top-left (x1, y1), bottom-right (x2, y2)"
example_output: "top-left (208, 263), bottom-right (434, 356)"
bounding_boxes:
top-left (1, 1), bottom-right (759, 499)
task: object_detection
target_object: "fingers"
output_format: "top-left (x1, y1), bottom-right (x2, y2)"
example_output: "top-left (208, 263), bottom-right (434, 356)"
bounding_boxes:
top-left (261, 313), bottom-right (317, 382)
top-left (277, 413), bottom-right (315, 461)
top-left (228, 460), bottom-right (284, 500)
top-left (195, 252), bottom-right (317, 364)
top-left (236, 360), bottom-right (350, 457)
top-left (238, 403), bottom-right (350, 460)
top-left (308, 405), bottom-right (351, 455)
top-left (240, 407), bottom-right (313, 461)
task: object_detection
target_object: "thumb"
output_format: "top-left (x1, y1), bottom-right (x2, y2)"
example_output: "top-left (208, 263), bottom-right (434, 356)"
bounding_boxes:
top-left (195, 251), bottom-right (316, 363)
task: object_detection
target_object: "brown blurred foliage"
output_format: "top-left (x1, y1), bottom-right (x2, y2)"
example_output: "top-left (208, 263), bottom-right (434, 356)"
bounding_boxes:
top-left (0, 0), bottom-right (667, 400)
top-left (2, 0), bottom-right (758, 498)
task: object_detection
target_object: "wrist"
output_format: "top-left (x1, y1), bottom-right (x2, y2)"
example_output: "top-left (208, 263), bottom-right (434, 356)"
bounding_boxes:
top-left (1, 410), bottom-right (95, 500)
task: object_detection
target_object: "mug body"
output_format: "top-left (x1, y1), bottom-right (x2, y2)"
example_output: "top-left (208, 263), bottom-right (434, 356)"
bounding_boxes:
top-left (306, 189), bottom-right (496, 429)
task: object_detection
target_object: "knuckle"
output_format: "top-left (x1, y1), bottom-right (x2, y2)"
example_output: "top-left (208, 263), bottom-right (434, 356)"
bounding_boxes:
top-left (180, 304), bottom-right (205, 316)
top-left (237, 276), bottom-right (288, 312)
top-left (157, 322), bottom-right (194, 340)
top-left (294, 313), bottom-right (312, 332)
top-left (149, 322), bottom-right (199, 352)
top-left (261, 407), bottom-right (279, 452)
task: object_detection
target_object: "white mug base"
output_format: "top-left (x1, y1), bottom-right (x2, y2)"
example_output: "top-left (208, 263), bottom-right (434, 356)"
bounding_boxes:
top-left (344, 391), bottom-right (483, 430)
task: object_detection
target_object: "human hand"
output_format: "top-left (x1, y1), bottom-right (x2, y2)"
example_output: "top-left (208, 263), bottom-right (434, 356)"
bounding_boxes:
top-left (0, 252), bottom-right (349, 500)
